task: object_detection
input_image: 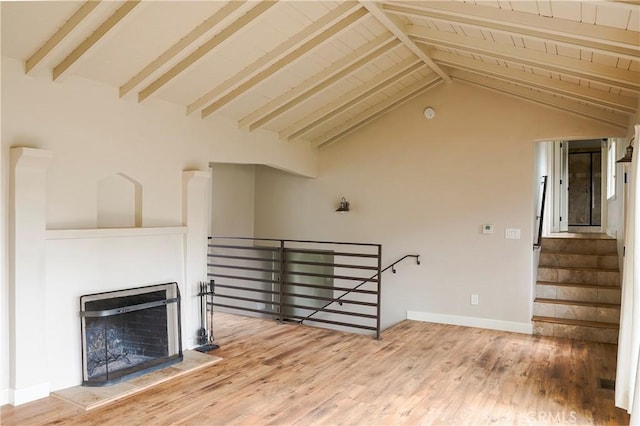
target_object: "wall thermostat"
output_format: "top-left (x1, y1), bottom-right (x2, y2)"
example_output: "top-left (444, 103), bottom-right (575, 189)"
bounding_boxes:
top-left (482, 224), bottom-right (494, 234)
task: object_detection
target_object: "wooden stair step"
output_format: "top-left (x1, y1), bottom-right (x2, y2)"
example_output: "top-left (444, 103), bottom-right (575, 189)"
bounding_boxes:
top-left (542, 234), bottom-right (614, 240)
top-left (538, 265), bottom-right (618, 273)
top-left (537, 268), bottom-right (620, 286)
top-left (541, 249), bottom-right (616, 254)
top-left (532, 316), bottom-right (619, 329)
top-left (534, 298), bottom-right (620, 309)
top-left (538, 252), bottom-right (618, 269)
top-left (540, 236), bottom-right (617, 255)
top-left (537, 281), bottom-right (620, 289)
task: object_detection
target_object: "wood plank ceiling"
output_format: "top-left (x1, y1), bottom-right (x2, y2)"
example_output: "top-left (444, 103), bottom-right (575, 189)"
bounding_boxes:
top-left (2, 1), bottom-right (639, 148)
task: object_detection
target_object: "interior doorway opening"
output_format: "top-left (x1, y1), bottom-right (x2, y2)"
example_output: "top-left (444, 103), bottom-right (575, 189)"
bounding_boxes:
top-left (567, 140), bottom-right (602, 232)
top-left (537, 137), bottom-right (621, 238)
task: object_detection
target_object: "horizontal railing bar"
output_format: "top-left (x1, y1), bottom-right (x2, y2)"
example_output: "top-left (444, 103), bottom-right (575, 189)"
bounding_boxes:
top-left (283, 271), bottom-right (377, 282)
top-left (207, 263), bottom-right (278, 274)
top-left (284, 259), bottom-right (379, 270)
top-left (214, 284), bottom-right (280, 296)
top-left (211, 303), bottom-right (377, 331)
top-left (208, 254), bottom-right (378, 271)
top-left (209, 244), bottom-right (280, 252)
top-left (216, 284), bottom-right (377, 309)
top-left (210, 270), bottom-right (378, 285)
top-left (215, 293), bottom-right (273, 306)
top-left (279, 314), bottom-right (377, 331)
top-left (210, 236), bottom-right (381, 247)
top-left (281, 281), bottom-right (377, 295)
top-left (279, 303), bottom-right (376, 319)
top-left (281, 293), bottom-right (376, 307)
top-left (210, 244), bottom-right (378, 259)
top-left (284, 248), bottom-right (379, 258)
top-left (208, 253), bottom-right (277, 263)
top-left (212, 303), bottom-right (279, 317)
top-left (214, 294), bottom-right (375, 318)
top-left (213, 284), bottom-right (376, 306)
top-left (207, 273), bottom-right (279, 284)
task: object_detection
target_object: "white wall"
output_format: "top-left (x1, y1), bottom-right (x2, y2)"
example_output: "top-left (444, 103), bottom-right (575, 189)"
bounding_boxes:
top-left (253, 82), bottom-right (625, 332)
top-left (0, 13), bottom-right (7, 405)
top-left (0, 6), bottom-right (7, 405)
top-left (210, 164), bottom-right (257, 238)
top-left (1, 56), bottom-right (318, 404)
top-left (612, 101), bottom-right (640, 268)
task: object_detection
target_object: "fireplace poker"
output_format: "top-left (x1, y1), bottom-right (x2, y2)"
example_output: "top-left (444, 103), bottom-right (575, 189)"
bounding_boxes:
top-left (197, 282), bottom-right (208, 345)
top-left (208, 280), bottom-right (217, 345)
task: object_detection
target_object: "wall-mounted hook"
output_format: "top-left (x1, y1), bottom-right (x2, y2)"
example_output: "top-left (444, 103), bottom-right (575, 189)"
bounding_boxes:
top-left (416, 255), bottom-right (421, 265)
top-left (392, 266), bottom-right (397, 273)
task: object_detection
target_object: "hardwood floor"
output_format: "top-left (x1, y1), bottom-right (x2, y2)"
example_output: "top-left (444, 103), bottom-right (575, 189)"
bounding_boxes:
top-left (1, 313), bottom-right (629, 425)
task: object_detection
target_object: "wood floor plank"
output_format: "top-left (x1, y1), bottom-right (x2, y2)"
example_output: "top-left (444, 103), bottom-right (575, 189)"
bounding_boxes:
top-left (0, 313), bottom-right (629, 425)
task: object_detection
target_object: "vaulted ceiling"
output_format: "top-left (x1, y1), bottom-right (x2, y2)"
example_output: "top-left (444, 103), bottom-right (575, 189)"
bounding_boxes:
top-left (2, 1), bottom-right (639, 149)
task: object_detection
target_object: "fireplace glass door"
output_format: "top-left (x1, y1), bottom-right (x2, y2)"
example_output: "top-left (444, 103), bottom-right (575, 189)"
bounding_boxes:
top-left (80, 282), bottom-right (182, 386)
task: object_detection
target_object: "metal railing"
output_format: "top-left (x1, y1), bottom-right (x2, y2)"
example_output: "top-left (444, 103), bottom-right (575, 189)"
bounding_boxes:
top-left (207, 237), bottom-right (417, 339)
top-left (534, 175), bottom-right (548, 249)
top-left (302, 254), bottom-right (420, 324)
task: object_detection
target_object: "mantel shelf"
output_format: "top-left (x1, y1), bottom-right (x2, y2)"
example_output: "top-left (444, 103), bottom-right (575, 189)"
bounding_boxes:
top-left (45, 226), bottom-right (187, 240)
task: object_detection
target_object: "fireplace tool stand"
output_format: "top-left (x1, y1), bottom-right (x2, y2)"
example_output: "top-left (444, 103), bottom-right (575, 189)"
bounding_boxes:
top-left (195, 280), bottom-right (219, 353)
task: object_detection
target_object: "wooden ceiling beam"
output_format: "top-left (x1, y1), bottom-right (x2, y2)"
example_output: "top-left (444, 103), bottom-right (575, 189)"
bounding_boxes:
top-left (25, 1), bottom-right (101, 74)
top-left (138, 1), bottom-right (276, 103)
top-left (119, 1), bottom-right (246, 98)
top-left (360, 1), bottom-right (450, 82)
top-left (451, 70), bottom-right (629, 128)
top-left (384, 1), bottom-right (640, 60)
top-left (282, 57), bottom-right (423, 142)
top-left (315, 75), bottom-right (442, 149)
top-left (199, 5), bottom-right (368, 119)
top-left (239, 33), bottom-right (400, 131)
top-left (408, 24), bottom-right (640, 93)
top-left (53, 1), bottom-right (140, 81)
top-left (432, 50), bottom-right (637, 114)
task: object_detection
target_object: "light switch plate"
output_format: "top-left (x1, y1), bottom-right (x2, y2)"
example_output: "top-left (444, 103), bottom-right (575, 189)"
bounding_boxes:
top-left (505, 228), bottom-right (521, 239)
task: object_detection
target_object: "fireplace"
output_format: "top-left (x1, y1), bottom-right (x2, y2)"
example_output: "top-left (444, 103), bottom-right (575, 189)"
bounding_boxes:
top-left (79, 282), bottom-right (183, 387)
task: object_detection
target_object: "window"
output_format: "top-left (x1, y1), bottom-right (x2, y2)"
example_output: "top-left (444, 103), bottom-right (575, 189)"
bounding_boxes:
top-left (607, 139), bottom-right (616, 200)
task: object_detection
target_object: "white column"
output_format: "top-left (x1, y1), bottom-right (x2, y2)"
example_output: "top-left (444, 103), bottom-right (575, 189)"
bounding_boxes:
top-left (9, 147), bottom-right (52, 405)
top-left (182, 170), bottom-right (211, 349)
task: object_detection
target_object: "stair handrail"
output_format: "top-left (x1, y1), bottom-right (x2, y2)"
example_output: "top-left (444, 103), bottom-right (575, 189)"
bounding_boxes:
top-left (534, 175), bottom-right (548, 249)
top-left (302, 254), bottom-right (420, 323)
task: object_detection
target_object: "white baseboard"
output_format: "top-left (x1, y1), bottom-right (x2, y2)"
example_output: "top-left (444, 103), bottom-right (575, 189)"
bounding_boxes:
top-left (0, 388), bottom-right (8, 406)
top-left (9, 382), bottom-right (50, 406)
top-left (407, 311), bottom-right (533, 334)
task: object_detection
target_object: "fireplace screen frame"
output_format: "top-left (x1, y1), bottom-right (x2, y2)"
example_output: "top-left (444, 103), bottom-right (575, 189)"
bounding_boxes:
top-left (79, 282), bottom-right (183, 387)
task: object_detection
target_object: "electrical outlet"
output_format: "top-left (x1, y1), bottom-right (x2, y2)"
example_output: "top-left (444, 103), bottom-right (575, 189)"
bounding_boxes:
top-left (482, 224), bottom-right (494, 234)
top-left (471, 294), bottom-right (479, 305)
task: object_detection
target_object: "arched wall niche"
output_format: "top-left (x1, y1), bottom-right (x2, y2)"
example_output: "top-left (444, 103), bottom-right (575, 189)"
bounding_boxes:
top-left (97, 173), bottom-right (142, 228)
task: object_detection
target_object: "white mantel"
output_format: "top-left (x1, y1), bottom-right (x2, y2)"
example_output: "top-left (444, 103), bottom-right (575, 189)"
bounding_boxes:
top-left (7, 147), bottom-right (210, 405)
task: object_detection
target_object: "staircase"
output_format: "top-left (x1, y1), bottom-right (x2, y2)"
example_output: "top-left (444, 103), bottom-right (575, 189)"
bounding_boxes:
top-left (532, 234), bottom-right (622, 344)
